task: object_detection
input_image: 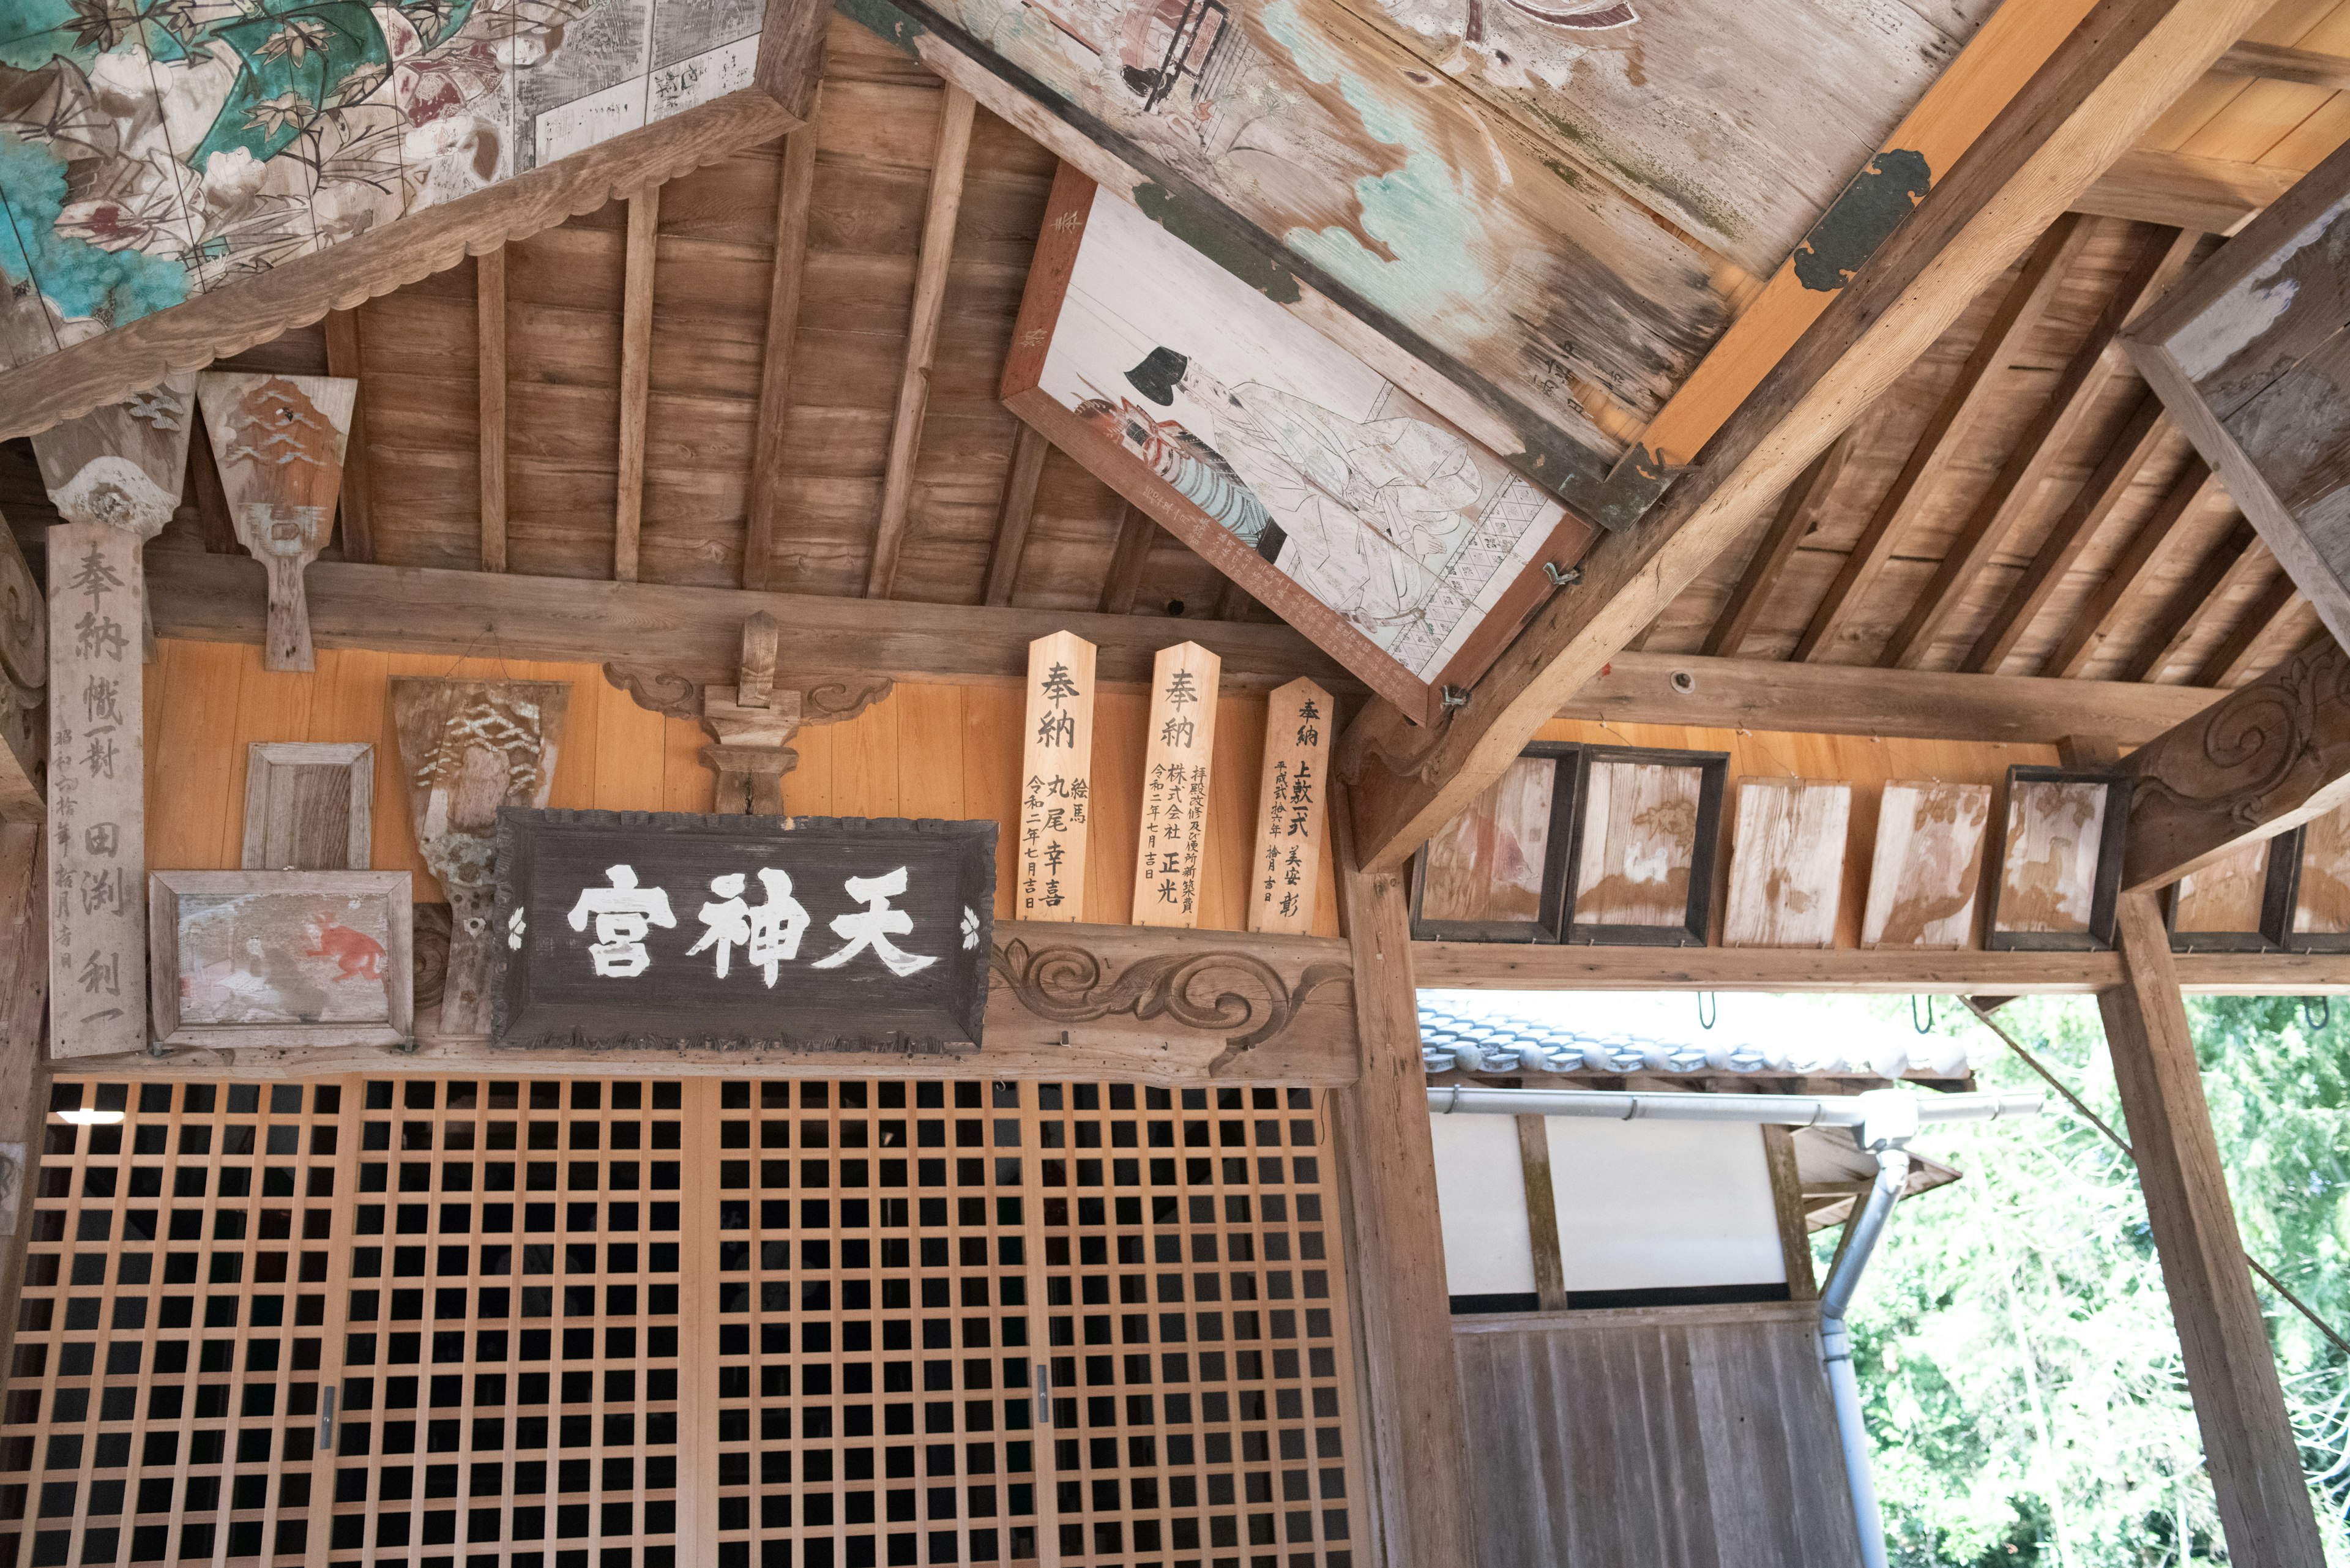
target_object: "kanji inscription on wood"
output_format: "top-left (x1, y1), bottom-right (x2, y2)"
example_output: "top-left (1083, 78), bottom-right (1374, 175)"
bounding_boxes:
top-left (1018, 630), bottom-right (1095, 922)
top-left (1132, 642), bottom-right (1220, 928)
top-left (493, 810), bottom-right (996, 1051)
top-left (1249, 677), bottom-right (1330, 934)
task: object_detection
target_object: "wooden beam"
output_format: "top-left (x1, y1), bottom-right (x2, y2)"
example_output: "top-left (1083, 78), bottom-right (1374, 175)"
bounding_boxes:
top-left (1340, 0), bottom-right (2271, 873)
top-left (2123, 523), bottom-right (2264, 682)
top-left (1099, 504), bottom-right (1155, 616)
top-left (477, 245), bottom-right (507, 574)
top-left (322, 308), bottom-right (375, 564)
top-left (1515, 1116), bottom-right (1569, 1312)
top-left (1964, 392), bottom-right (2172, 673)
top-left (1329, 793), bottom-right (1477, 1566)
top-left (2099, 890), bottom-right (2327, 1565)
top-left (865, 84), bottom-right (975, 600)
top-left (2075, 147), bottom-right (2300, 235)
top-left (2193, 572), bottom-right (2306, 688)
top-left (1886, 224), bottom-right (2201, 669)
top-left (751, 0), bottom-right (829, 120)
top-left (614, 187), bottom-right (660, 584)
top-left (1413, 938), bottom-right (2350, 995)
top-left (146, 551), bottom-right (1355, 695)
top-left (2120, 635), bottom-right (2350, 890)
top-left (1214, 575), bottom-right (1256, 622)
top-left (1699, 428), bottom-right (1856, 658)
top-left (743, 117), bottom-right (820, 592)
top-left (0, 91), bottom-right (797, 445)
top-left (2043, 457), bottom-right (2219, 678)
top-left (2213, 38), bottom-right (2350, 92)
top-left (1795, 216), bottom-right (2092, 663)
top-left (982, 422), bottom-right (1048, 607)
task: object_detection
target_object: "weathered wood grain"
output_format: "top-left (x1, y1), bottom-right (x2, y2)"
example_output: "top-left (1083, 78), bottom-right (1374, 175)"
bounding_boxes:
top-left (1132, 643), bottom-right (1221, 928)
top-left (614, 189), bottom-right (663, 585)
top-left (2075, 148), bottom-right (2301, 235)
top-left (2294, 798), bottom-right (2350, 942)
top-left (744, 119), bottom-right (821, 593)
top-left (241, 742), bottom-right (374, 873)
top-left (982, 423), bottom-right (1050, 607)
top-left (1995, 778), bottom-right (2111, 936)
top-left (477, 248), bottom-right (509, 575)
top-left (321, 311), bottom-right (375, 564)
top-left (196, 373), bottom-right (357, 671)
top-left (1572, 760), bottom-right (1706, 934)
top-left (2170, 837), bottom-right (2274, 941)
top-left (1248, 679), bottom-right (1332, 936)
top-left (1720, 778), bottom-right (1850, 949)
top-left (1862, 782), bottom-right (1991, 951)
top-left (2044, 459), bottom-right (2221, 679)
top-left (1701, 432), bottom-right (1856, 659)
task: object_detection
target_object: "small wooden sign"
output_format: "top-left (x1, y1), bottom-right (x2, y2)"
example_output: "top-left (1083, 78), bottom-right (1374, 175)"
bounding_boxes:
top-left (1248, 678), bottom-right (1330, 934)
top-left (1721, 778), bottom-right (1850, 949)
top-left (2292, 797), bottom-right (2350, 951)
top-left (1862, 781), bottom-right (1991, 950)
top-left (1988, 767), bottom-right (2128, 951)
top-left (196, 373), bottom-right (357, 671)
top-left (493, 810), bottom-right (995, 1051)
top-left (2169, 833), bottom-right (2296, 953)
top-left (1409, 743), bottom-right (1578, 943)
top-left (1018, 630), bottom-right (1095, 922)
top-left (1564, 747), bottom-right (1726, 946)
top-left (1132, 641), bottom-right (1220, 928)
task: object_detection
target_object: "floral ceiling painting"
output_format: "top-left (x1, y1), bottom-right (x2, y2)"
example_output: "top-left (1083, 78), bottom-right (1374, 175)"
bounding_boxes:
top-left (0, 0), bottom-right (766, 368)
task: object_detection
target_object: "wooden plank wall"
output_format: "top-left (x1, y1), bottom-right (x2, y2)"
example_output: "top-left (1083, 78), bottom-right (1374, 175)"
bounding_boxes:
top-left (1452, 1304), bottom-right (1863, 1567)
top-left (140, 640), bottom-right (1339, 938)
top-left (1528, 717), bottom-right (2060, 952)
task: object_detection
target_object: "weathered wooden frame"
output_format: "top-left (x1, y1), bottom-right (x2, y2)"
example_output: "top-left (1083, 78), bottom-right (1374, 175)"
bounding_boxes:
top-left (1560, 747), bottom-right (1729, 949)
top-left (1002, 164), bottom-right (1595, 726)
top-left (1407, 743), bottom-right (1579, 945)
top-left (2165, 829), bottom-right (2302, 954)
top-left (147, 869), bottom-right (414, 1048)
top-left (1986, 767), bottom-right (2131, 953)
top-left (241, 742), bottom-right (374, 872)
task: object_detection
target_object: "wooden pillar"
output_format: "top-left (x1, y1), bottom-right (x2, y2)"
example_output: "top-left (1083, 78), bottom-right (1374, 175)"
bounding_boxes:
top-left (2102, 889), bottom-right (2325, 1566)
top-left (1329, 786), bottom-right (1476, 1567)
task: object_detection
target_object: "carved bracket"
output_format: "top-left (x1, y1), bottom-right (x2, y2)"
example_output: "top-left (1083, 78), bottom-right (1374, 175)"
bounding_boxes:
top-left (990, 933), bottom-right (1352, 1072)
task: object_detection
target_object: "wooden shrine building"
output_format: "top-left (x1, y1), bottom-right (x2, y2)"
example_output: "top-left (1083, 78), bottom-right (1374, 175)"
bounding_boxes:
top-left (2, 0), bottom-right (2350, 1562)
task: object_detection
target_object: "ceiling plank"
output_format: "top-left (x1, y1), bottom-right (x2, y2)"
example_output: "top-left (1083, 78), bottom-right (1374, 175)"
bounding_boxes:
top-left (743, 116), bottom-right (821, 592)
top-left (2124, 523), bottom-right (2265, 682)
top-left (865, 83), bottom-right (975, 600)
top-left (614, 187), bottom-right (661, 585)
top-left (0, 91), bottom-right (797, 446)
top-left (2074, 147), bottom-right (2300, 234)
top-left (1698, 428), bottom-right (1857, 659)
top-left (1099, 505), bottom-right (1155, 617)
top-left (322, 308), bottom-right (375, 565)
top-left (982, 422), bottom-right (1049, 608)
top-left (1882, 223), bottom-right (2200, 669)
top-left (2193, 573), bottom-right (2305, 688)
top-left (1793, 215), bottom-right (2092, 663)
top-left (2043, 457), bottom-right (2220, 678)
top-left (1339, 0), bottom-right (2272, 875)
top-left (1963, 393), bottom-right (2172, 673)
top-left (2210, 39), bottom-right (2350, 92)
top-left (477, 246), bottom-right (507, 576)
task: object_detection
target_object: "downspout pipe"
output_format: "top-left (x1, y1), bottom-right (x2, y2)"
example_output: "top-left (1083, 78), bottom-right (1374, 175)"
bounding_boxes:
top-left (1819, 1144), bottom-right (1911, 1568)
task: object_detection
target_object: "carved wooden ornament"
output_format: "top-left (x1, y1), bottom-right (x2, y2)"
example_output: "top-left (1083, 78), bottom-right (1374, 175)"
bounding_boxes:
top-left (196, 373), bottom-right (357, 671)
top-left (391, 679), bottom-right (570, 1036)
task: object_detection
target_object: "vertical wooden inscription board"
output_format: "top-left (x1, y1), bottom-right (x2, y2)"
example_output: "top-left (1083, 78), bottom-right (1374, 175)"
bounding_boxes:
top-left (1017, 632), bottom-right (1095, 922)
top-left (1132, 643), bottom-right (1221, 929)
top-left (1248, 679), bottom-right (1330, 935)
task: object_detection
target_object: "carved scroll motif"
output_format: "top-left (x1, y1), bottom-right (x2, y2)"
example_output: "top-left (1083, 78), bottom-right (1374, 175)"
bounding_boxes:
top-left (2131, 641), bottom-right (2350, 827)
top-left (990, 936), bottom-right (1351, 1053)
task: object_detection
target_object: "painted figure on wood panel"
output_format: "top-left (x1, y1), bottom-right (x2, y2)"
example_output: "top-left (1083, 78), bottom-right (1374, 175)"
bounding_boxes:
top-left (176, 889), bottom-right (392, 1025)
top-left (0, 0), bottom-right (763, 364)
top-left (1998, 781), bottom-right (2106, 935)
top-left (1040, 189), bottom-right (1575, 682)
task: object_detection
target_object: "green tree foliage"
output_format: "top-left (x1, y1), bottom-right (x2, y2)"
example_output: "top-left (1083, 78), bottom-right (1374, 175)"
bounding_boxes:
top-left (1839, 995), bottom-right (2349, 1566)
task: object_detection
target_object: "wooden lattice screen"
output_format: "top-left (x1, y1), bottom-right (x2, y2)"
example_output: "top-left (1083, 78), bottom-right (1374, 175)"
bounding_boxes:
top-left (0, 1077), bottom-right (1363, 1568)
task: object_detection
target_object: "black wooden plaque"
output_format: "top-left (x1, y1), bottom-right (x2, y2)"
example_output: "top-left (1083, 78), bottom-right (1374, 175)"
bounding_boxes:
top-left (491, 810), bottom-right (995, 1050)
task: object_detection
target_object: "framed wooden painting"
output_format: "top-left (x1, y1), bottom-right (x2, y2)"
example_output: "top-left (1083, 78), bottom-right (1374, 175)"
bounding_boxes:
top-left (2166, 831), bottom-right (2299, 954)
top-left (1409, 743), bottom-right (1578, 944)
top-left (1720, 778), bottom-right (1851, 949)
top-left (2290, 797), bottom-right (2350, 952)
top-left (1004, 163), bottom-right (1600, 726)
top-left (1563, 747), bottom-right (1728, 947)
top-left (1986, 768), bottom-right (2130, 952)
top-left (149, 870), bottom-right (415, 1049)
top-left (1860, 780), bottom-right (1992, 950)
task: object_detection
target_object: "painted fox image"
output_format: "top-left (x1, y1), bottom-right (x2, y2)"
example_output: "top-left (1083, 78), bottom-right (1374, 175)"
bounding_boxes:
top-left (305, 919), bottom-right (386, 982)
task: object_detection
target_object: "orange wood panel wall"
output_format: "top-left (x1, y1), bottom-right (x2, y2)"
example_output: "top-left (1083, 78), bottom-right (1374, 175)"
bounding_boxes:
top-left (141, 639), bottom-right (1341, 936)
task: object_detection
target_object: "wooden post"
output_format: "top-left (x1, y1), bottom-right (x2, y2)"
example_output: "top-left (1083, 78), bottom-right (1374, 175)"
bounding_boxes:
top-left (1328, 786), bottom-right (1477, 1566)
top-left (1132, 641), bottom-right (1220, 927)
top-left (701, 614), bottom-right (802, 815)
top-left (2102, 890), bottom-right (2326, 1566)
top-left (1016, 630), bottom-right (1094, 921)
top-left (1514, 1113), bottom-right (1568, 1312)
top-left (31, 375), bottom-right (195, 1057)
top-left (1248, 676), bottom-right (1331, 934)
top-left (196, 372), bottom-right (357, 671)
top-left (0, 510), bottom-right (45, 824)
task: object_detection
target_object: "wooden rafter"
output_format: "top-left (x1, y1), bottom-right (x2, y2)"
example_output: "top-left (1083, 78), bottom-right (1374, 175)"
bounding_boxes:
top-left (1883, 223), bottom-right (2201, 669)
top-left (1214, 575), bottom-right (1255, 622)
top-left (188, 416), bottom-right (238, 557)
top-left (982, 422), bottom-right (1048, 607)
top-left (2193, 574), bottom-right (2306, 688)
top-left (1339, 0), bottom-right (2272, 875)
top-left (614, 187), bottom-right (661, 584)
top-left (744, 115), bottom-right (820, 592)
top-left (1963, 394), bottom-right (2171, 674)
top-left (477, 245), bottom-right (508, 575)
top-left (2213, 38), bottom-right (2350, 90)
top-left (1099, 504), bottom-right (1155, 616)
top-left (322, 308), bottom-right (375, 564)
top-left (1794, 216), bottom-right (2092, 663)
top-left (865, 83), bottom-right (975, 600)
top-left (2124, 523), bottom-right (2264, 683)
top-left (2043, 457), bottom-right (2219, 678)
top-left (1699, 428), bottom-right (1856, 658)
top-left (2075, 148), bottom-right (2301, 234)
